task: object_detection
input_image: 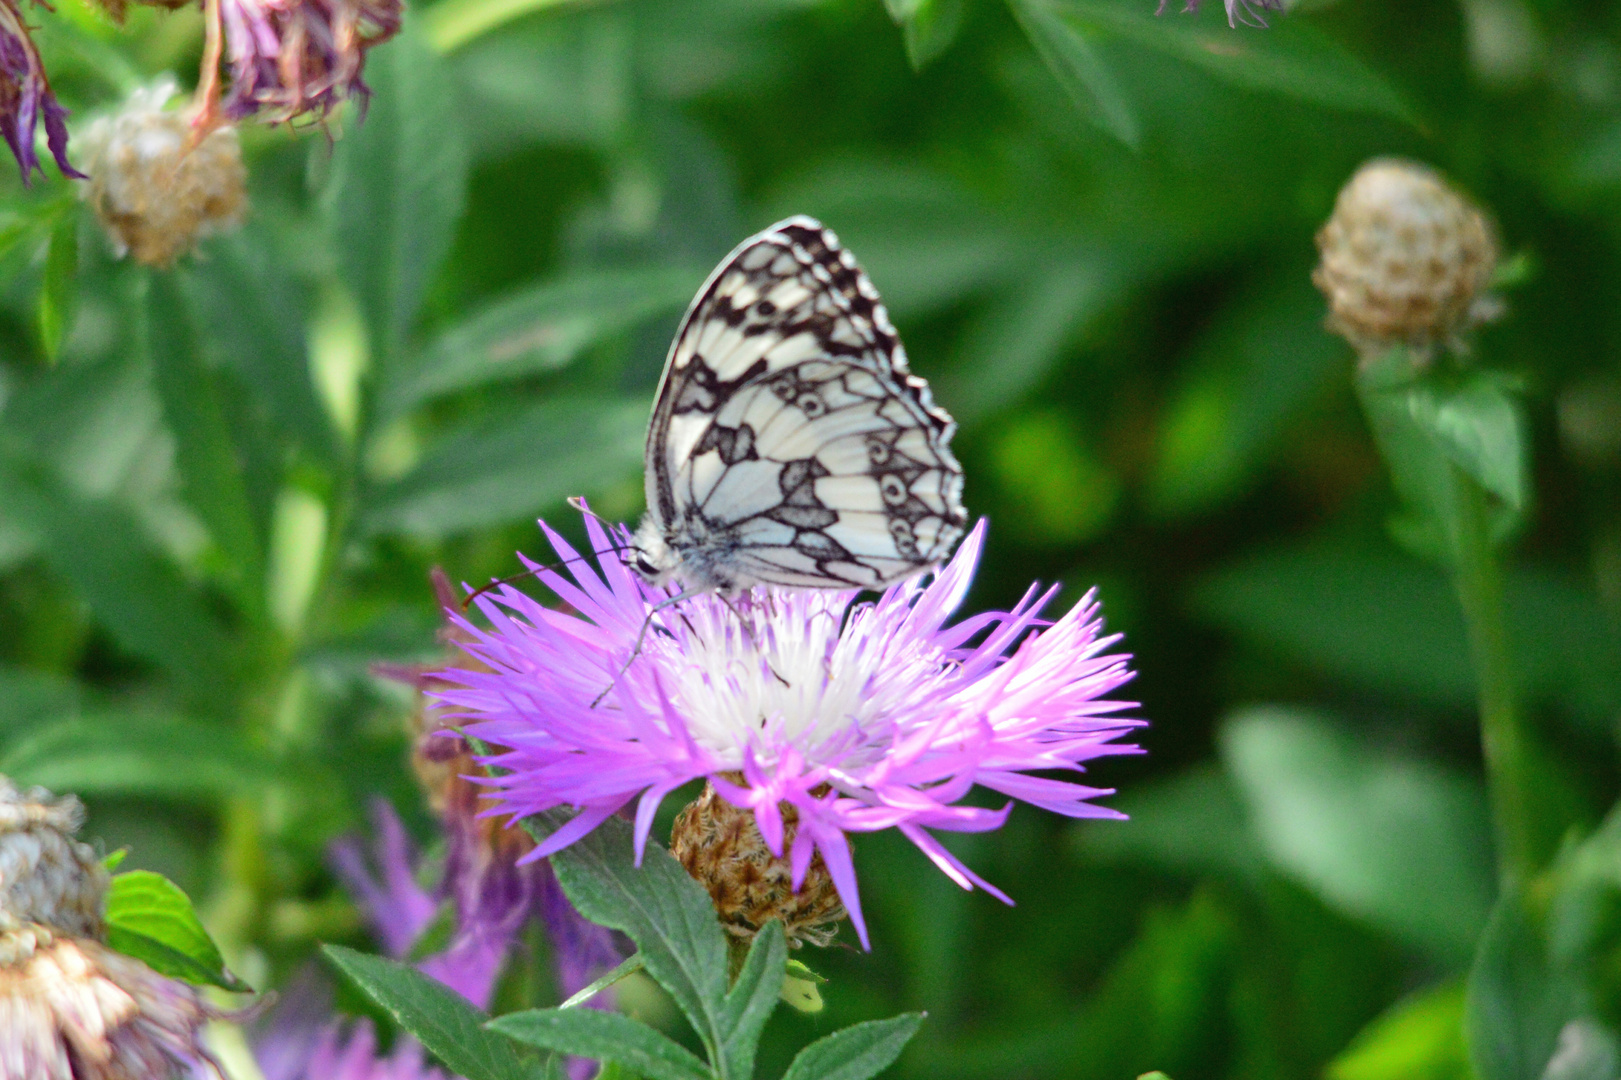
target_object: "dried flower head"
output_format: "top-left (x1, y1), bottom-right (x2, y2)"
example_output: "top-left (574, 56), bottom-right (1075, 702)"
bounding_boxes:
top-left (0, 779), bottom-right (105, 939)
top-left (1314, 158), bottom-right (1499, 358)
top-left (1155, 0), bottom-right (1282, 29)
top-left (220, 0), bottom-right (402, 122)
top-left (79, 81), bottom-right (247, 267)
top-left (435, 511), bottom-right (1141, 950)
top-left (672, 778), bottom-right (846, 948)
top-left (0, 0), bottom-right (82, 183)
top-left (0, 776), bottom-right (224, 1080)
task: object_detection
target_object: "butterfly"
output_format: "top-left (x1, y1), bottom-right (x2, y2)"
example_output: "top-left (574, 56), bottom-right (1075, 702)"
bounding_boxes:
top-left (630, 216), bottom-right (967, 596)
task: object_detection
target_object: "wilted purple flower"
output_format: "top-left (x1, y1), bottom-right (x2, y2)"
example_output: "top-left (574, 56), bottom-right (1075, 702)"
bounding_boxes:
top-left (1156, 0), bottom-right (1282, 28)
top-left (434, 513), bottom-right (1142, 949)
top-left (219, 0), bottom-right (401, 122)
top-left (0, 0), bottom-right (82, 184)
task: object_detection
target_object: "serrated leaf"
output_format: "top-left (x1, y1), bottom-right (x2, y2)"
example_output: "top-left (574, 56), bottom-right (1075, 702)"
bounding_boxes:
top-left (381, 265), bottom-right (702, 418)
top-left (39, 209), bottom-right (77, 363)
top-left (1007, 0), bottom-right (1140, 145)
top-left (323, 945), bottom-right (538, 1080)
top-left (362, 397), bottom-right (645, 537)
top-left (522, 810), bottom-right (734, 1071)
top-left (0, 714), bottom-right (282, 800)
top-left (325, 20), bottom-right (468, 367)
top-left (144, 271), bottom-right (263, 603)
top-left (718, 921), bottom-right (785, 1080)
top-left (488, 1009), bottom-right (712, 1080)
top-left (779, 1013), bottom-right (925, 1080)
top-left (105, 871), bottom-right (248, 991)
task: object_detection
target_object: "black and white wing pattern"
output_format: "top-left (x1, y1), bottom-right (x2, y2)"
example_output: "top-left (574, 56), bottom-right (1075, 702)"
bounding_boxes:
top-left (637, 216), bottom-right (966, 593)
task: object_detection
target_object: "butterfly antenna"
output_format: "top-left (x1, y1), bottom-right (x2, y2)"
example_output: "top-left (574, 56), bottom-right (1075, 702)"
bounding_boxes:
top-left (457, 549), bottom-right (619, 611)
top-left (590, 590), bottom-right (690, 708)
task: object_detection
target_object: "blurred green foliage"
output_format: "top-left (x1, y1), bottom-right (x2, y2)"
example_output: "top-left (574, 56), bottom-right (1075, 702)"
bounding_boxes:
top-left (1, 0), bottom-right (1620, 1077)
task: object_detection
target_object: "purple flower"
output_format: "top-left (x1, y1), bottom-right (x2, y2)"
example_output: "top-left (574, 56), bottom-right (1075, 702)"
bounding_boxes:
top-left (219, 0), bottom-right (401, 122)
top-left (1155, 0), bottom-right (1282, 28)
top-left (434, 512), bottom-right (1143, 949)
top-left (0, 0), bottom-right (82, 183)
top-left (256, 985), bottom-right (452, 1080)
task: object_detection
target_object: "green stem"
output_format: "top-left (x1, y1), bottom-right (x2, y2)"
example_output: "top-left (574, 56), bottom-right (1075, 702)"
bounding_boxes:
top-left (1445, 463), bottom-right (1534, 894)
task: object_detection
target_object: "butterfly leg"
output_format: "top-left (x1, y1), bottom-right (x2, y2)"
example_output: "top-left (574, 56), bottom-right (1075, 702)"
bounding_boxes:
top-left (591, 590), bottom-right (691, 708)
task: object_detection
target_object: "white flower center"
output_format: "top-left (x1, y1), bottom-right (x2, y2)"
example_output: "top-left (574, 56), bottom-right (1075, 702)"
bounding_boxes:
top-left (646, 589), bottom-right (947, 769)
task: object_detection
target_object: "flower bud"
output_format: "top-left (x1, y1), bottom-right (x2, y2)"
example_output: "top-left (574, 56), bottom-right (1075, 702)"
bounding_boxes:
top-left (79, 81), bottom-right (247, 268)
top-left (1314, 158), bottom-right (1499, 357)
top-left (671, 779), bottom-right (846, 949)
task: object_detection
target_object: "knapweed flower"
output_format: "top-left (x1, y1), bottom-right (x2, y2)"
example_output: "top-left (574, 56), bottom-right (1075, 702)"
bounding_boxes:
top-left (78, 80), bottom-right (246, 267)
top-left (256, 985), bottom-right (451, 1080)
top-left (434, 512), bottom-right (1142, 949)
top-left (219, 0), bottom-right (402, 122)
top-left (1155, 0), bottom-right (1281, 28)
top-left (0, 776), bottom-right (225, 1080)
top-left (0, 0), bottom-right (81, 184)
top-left (1314, 158), bottom-right (1500, 359)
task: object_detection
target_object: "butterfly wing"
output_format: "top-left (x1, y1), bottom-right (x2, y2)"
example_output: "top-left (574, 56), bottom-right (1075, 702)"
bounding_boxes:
top-left (645, 217), bottom-right (965, 590)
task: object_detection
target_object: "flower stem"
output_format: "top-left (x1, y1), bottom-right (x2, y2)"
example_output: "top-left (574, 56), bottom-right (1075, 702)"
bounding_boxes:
top-left (1445, 462), bottom-right (1534, 894)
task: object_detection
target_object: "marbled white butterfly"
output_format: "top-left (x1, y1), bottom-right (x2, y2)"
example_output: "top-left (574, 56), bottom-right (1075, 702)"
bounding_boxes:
top-left (631, 216), bottom-right (967, 594)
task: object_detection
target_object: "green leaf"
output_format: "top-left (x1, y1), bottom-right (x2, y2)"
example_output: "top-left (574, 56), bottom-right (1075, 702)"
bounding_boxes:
top-left (522, 810), bottom-right (734, 1072)
top-left (144, 271), bottom-right (263, 602)
top-left (778, 1013), bottom-right (925, 1080)
top-left (1007, 0), bottom-right (1140, 145)
top-left (39, 209), bottom-right (77, 363)
top-left (0, 666), bottom-right (80, 744)
top-left (1195, 541), bottom-right (1621, 728)
top-left (0, 454), bottom-right (235, 687)
top-left (1327, 980), bottom-right (1472, 1080)
top-left (488, 1009), bottom-right (713, 1080)
top-left (325, 20), bottom-right (469, 366)
top-left (0, 714), bottom-right (282, 800)
top-left (1042, 0), bottom-right (1415, 124)
top-left (381, 265), bottom-right (703, 418)
top-left (1221, 706), bottom-right (1494, 961)
top-left (105, 870), bottom-right (248, 991)
top-left (1406, 374), bottom-right (1528, 513)
top-left (185, 230), bottom-right (336, 463)
top-left (323, 945), bottom-right (538, 1080)
top-left (1466, 892), bottom-right (1583, 1080)
top-left (717, 922), bottom-right (785, 1080)
top-left (362, 397), bottom-right (645, 536)
top-left (884, 0), bottom-right (967, 69)
top-left (560, 953), bottom-right (645, 1009)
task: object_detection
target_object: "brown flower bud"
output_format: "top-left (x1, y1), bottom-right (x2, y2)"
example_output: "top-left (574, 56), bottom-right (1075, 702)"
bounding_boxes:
top-left (0, 778), bottom-right (106, 940)
top-left (1313, 158), bottom-right (1499, 357)
top-left (671, 779), bottom-right (846, 949)
top-left (80, 82), bottom-right (247, 268)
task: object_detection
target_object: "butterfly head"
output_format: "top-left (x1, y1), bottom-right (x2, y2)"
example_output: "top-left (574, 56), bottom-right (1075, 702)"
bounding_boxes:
top-left (631, 517), bottom-right (680, 587)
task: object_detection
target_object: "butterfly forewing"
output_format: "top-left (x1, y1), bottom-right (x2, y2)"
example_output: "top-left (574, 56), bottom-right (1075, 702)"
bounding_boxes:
top-left (643, 216), bottom-right (965, 592)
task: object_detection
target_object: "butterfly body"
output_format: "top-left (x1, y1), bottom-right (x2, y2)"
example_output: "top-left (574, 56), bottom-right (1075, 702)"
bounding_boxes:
top-left (634, 216), bottom-right (966, 596)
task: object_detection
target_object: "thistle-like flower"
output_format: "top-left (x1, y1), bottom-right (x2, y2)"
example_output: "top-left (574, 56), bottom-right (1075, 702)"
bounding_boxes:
top-left (219, 0), bottom-right (402, 122)
top-left (1314, 158), bottom-right (1500, 359)
top-left (0, 0), bottom-right (82, 183)
top-left (434, 512), bottom-right (1142, 949)
top-left (1155, 0), bottom-right (1282, 29)
top-left (0, 777), bottom-right (225, 1080)
top-left (78, 80), bottom-right (246, 267)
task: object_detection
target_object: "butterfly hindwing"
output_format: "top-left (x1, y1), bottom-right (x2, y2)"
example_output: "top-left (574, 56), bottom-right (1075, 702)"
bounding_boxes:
top-left (643, 217), bottom-right (965, 591)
